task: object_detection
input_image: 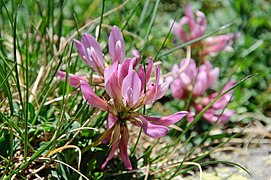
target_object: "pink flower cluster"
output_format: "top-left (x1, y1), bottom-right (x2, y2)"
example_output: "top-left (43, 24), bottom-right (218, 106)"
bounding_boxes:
top-left (168, 4), bottom-right (235, 124)
top-left (58, 26), bottom-right (187, 170)
top-left (171, 59), bottom-right (219, 98)
top-left (170, 4), bottom-right (235, 57)
top-left (170, 58), bottom-right (234, 124)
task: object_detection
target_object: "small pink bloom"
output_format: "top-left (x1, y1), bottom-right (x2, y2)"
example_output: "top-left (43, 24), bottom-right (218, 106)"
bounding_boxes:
top-left (199, 81), bottom-right (235, 124)
top-left (132, 49), bottom-right (140, 67)
top-left (171, 78), bottom-right (184, 99)
top-left (74, 34), bottom-right (104, 75)
top-left (57, 70), bottom-right (88, 87)
top-left (169, 4), bottom-right (207, 42)
top-left (203, 33), bottom-right (235, 56)
top-left (108, 26), bottom-right (126, 63)
top-left (144, 66), bottom-right (169, 104)
top-left (170, 58), bottom-right (220, 98)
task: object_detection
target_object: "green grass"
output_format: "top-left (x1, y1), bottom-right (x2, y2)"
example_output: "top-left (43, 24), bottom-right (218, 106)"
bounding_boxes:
top-left (0, 0), bottom-right (270, 179)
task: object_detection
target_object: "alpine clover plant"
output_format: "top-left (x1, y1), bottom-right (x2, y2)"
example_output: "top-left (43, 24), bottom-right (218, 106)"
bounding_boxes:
top-left (58, 26), bottom-right (187, 170)
top-left (168, 4), bottom-right (236, 124)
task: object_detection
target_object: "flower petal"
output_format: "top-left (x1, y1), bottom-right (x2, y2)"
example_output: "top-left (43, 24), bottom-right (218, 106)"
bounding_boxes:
top-left (104, 61), bottom-right (118, 84)
top-left (57, 70), bottom-right (88, 87)
top-left (171, 79), bottom-right (184, 99)
top-left (105, 71), bottom-right (122, 102)
top-left (75, 33), bottom-right (104, 75)
top-left (132, 49), bottom-right (140, 67)
top-left (107, 114), bottom-right (118, 129)
top-left (193, 71), bottom-right (208, 96)
top-left (118, 58), bottom-right (132, 85)
top-left (136, 116), bottom-right (169, 138)
top-left (122, 69), bottom-right (142, 107)
top-left (119, 125), bottom-right (132, 170)
top-left (144, 111), bottom-right (187, 126)
top-left (108, 26), bottom-right (126, 63)
top-left (101, 138), bottom-right (120, 170)
top-left (80, 80), bottom-right (108, 111)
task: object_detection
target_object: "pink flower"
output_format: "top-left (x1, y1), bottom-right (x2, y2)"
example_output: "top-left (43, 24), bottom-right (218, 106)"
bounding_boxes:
top-left (80, 58), bottom-right (187, 170)
top-left (74, 26), bottom-right (141, 77)
top-left (169, 5), bottom-right (237, 59)
top-left (169, 4), bottom-right (207, 42)
top-left (108, 26), bottom-right (126, 63)
top-left (199, 61), bottom-right (219, 88)
top-left (202, 33), bottom-right (235, 56)
top-left (195, 80), bottom-right (235, 124)
top-left (74, 33), bottom-right (105, 75)
top-left (58, 26), bottom-right (188, 170)
top-left (170, 58), bottom-right (218, 98)
top-left (169, 58), bottom-right (234, 124)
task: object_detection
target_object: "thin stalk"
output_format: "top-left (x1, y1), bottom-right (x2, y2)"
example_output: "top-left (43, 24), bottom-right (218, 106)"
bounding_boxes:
top-left (138, 0), bottom-right (150, 27)
top-left (23, 31), bottom-right (29, 161)
top-left (121, 0), bottom-right (141, 31)
top-left (154, 9), bottom-right (180, 60)
top-left (49, 43), bottom-right (73, 153)
top-left (131, 128), bottom-right (142, 154)
top-left (141, 0), bottom-right (160, 52)
top-left (97, 0), bottom-right (105, 41)
top-left (13, 2), bottom-right (24, 114)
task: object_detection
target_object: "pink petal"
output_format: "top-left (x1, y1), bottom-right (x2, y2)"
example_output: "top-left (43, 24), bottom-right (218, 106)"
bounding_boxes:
top-left (57, 70), bottom-right (88, 87)
top-left (193, 71), bottom-right (208, 96)
top-left (121, 69), bottom-right (142, 107)
top-left (118, 58), bottom-right (132, 85)
top-left (138, 65), bottom-right (145, 91)
top-left (180, 58), bottom-right (197, 79)
top-left (144, 84), bottom-right (156, 105)
top-left (191, 11), bottom-right (207, 38)
top-left (132, 49), bottom-right (140, 67)
top-left (169, 19), bottom-right (182, 41)
top-left (155, 82), bottom-right (169, 100)
top-left (178, 17), bottom-right (190, 42)
top-left (143, 111), bottom-right (187, 126)
top-left (57, 70), bottom-right (66, 79)
top-left (104, 61), bottom-right (118, 84)
top-left (108, 26), bottom-right (126, 63)
top-left (80, 80), bottom-right (107, 111)
top-left (107, 114), bottom-right (118, 129)
top-left (171, 79), bottom-right (184, 99)
top-left (187, 112), bottom-right (195, 122)
top-left (208, 67), bottom-right (219, 88)
top-left (136, 116), bottom-right (168, 138)
top-left (144, 66), bottom-right (168, 104)
top-left (185, 4), bottom-right (195, 29)
top-left (105, 71), bottom-right (122, 102)
top-left (75, 34), bottom-right (104, 74)
top-left (74, 39), bottom-right (86, 62)
top-left (101, 138), bottom-right (120, 170)
top-left (119, 126), bottom-right (132, 170)
top-left (219, 109), bottom-right (234, 122)
top-left (153, 66), bottom-right (169, 101)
